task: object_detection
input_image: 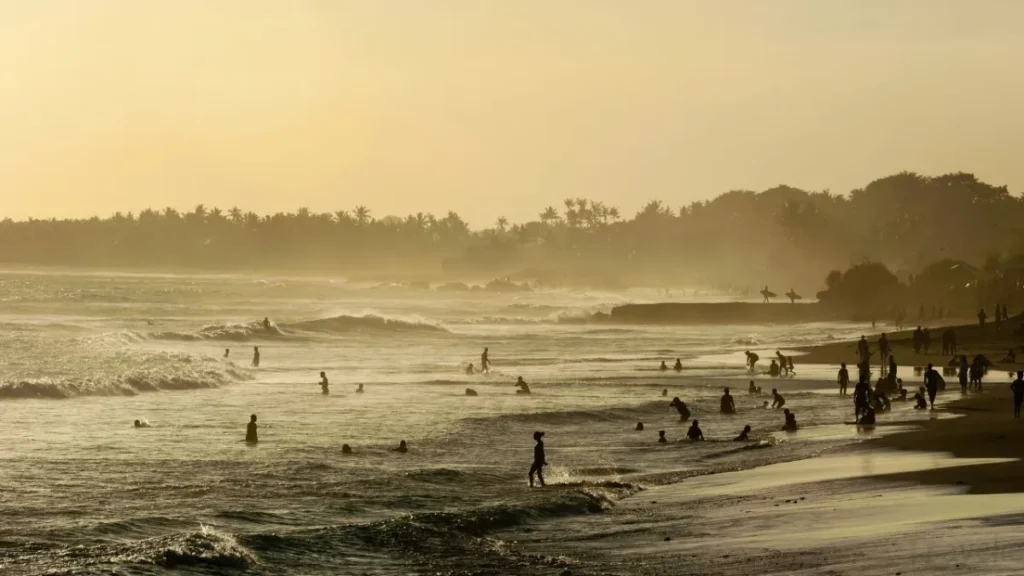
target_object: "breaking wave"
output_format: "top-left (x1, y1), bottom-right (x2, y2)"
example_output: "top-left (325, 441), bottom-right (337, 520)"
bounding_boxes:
top-left (0, 362), bottom-right (250, 400)
top-left (284, 314), bottom-right (448, 334)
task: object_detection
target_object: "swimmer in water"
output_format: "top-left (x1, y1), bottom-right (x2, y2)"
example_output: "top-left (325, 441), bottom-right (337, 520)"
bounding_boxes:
top-left (356, 383), bottom-right (364, 393)
top-left (133, 419), bottom-right (150, 428)
top-left (394, 440), bottom-right (408, 453)
top-left (342, 444), bottom-right (353, 454)
top-left (635, 422), bottom-right (644, 431)
top-left (246, 414), bottom-right (258, 444)
top-left (251, 346), bottom-right (260, 368)
top-left (670, 397), bottom-right (691, 421)
top-left (660, 361), bottom-right (668, 371)
top-left (673, 358), bottom-right (683, 371)
top-left (224, 348), bottom-right (230, 359)
top-left (658, 430), bottom-right (667, 443)
top-left (529, 431), bottom-right (547, 487)
top-left (748, 380), bottom-right (761, 395)
top-left (262, 317), bottom-right (271, 330)
top-left (515, 376), bottom-right (531, 395)
top-left (686, 420), bottom-right (705, 441)
top-left (319, 371), bottom-right (329, 395)
top-left (465, 363), bottom-right (475, 375)
top-left (858, 405), bottom-right (877, 426)
top-left (662, 388), bottom-right (668, 397)
top-left (720, 387), bottom-right (736, 414)
top-left (781, 409), bottom-right (798, 431)
top-left (481, 348), bottom-right (491, 373)
top-left (734, 425), bottom-right (752, 441)
top-left (771, 388), bottom-right (785, 409)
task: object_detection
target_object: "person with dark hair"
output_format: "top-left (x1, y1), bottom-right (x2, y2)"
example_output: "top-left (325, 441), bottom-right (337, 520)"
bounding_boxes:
top-left (837, 363), bottom-right (850, 396)
top-left (686, 420), bottom-right (705, 441)
top-left (858, 405), bottom-right (877, 427)
top-left (481, 348), bottom-right (491, 373)
top-left (662, 388), bottom-right (668, 397)
top-left (670, 397), bottom-right (691, 421)
top-left (245, 414), bottom-right (258, 444)
top-left (465, 363), bottom-right (475, 375)
top-left (1012, 372), bottom-right (1024, 419)
top-left (924, 363), bottom-right (940, 409)
top-left (658, 430), bottom-right (668, 443)
top-left (734, 425), bottom-right (752, 441)
top-left (781, 409), bottom-right (798, 431)
top-left (854, 377), bottom-right (871, 419)
top-left (748, 380), bottom-right (761, 394)
top-left (673, 358), bottom-right (683, 372)
top-left (251, 346), bottom-right (260, 367)
top-left (515, 377), bottom-right (531, 395)
top-left (878, 333), bottom-right (890, 363)
top-left (319, 371), bottom-right (329, 395)
top-left (342, 444), bottom-right (353, 454)
top-left (913, 387), bottom-right (928, 410)
top-left (660, 360), bottom-right (668, 371)
top-left (786, 357), bottom-right (795, 375)
top-left (958, 355), bottom-right (969, 395)
top-left (262, 317), bottom-right (272, 330)
top-left (745, 351), bottom-right (760, 371)
top-left (356, 383), bottom-right (364, 393)
top-left (888, 355), bottom-right (898, 382)
top-left (770, 388), bottom-right (785, 409)
top-left (635, 422), bottom-right (644, 431)
top-left (394, 440), bottom-right (408, 453)
top-left (529, 431), bottom-right (547, 487)
top-left (857, 336), bottom-right (870, 364)
top-left (720, 387), bottom-right (736, 414)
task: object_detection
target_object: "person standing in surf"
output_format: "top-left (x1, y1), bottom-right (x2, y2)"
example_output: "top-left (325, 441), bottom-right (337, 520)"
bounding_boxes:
top-left (252, 346), bottom-right (260, 367)
top-left (1011, 372), bottom-right (1024, 419)
top-left (481, 347), bottom-right (491, 373)
top-left (837, 363), bottom-right (850, 396)
top-left (245, 414), bottom-right (258, 444)
top-left (319, 371), bottom-right (329, 395)
top-left (529, 431), bottom-right (547, 487)
top-left (924, 363), bottom-right (940, 409)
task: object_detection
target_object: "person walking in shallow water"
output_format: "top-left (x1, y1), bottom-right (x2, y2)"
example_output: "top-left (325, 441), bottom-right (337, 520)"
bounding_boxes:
top-left (480, 348), bottom-right (491, 373)
top-left (529, 431), bottom-right (547, 487)
top-left (319, 371), bottom-right (329, 395)
top-left (837, 363), bottom-right (850, 396)
top-left (924, 363), bottom-right (940, 409)
top-left (245, 414), bottom-right (258, 444)
top-left (251, 346), bottom-right (260, 367)
top-left (1012, 372), bottom-right (1024, 419)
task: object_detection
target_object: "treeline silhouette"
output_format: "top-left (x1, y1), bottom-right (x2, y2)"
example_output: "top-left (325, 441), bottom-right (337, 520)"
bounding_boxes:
top-left (1, 171), bottom-right (1021, 290)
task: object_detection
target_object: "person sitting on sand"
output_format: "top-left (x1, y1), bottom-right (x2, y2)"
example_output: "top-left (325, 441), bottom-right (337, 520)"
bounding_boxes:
top-left (745, 351), bottom-right (759, 371)
top-left (770, 388), bottom-right (785, 409)
top-left (837, 363), bottom-right (850, 396)
top-left (465, 363), bottom-right (475, 375)
top-left (720, 387), bottom-right (736, 414)
top-left (394, 440), bottom-right (408, 453)
top-left (1002, 349), bottom-right (1017, 364)
top-left (764, 359), bottom-right (779, 377)
top-left (660, 361), bottom-right (668, 371)
top-left (515, 377), bottom-right (531, 395)
top-left (673, 358), bottom-right (683, 372)
top-left (529, 431), bottom-right (546, 487)
top-left (686, 420), bottom-right (705, 441)
top-left (913, 387), bottom-right (928, 410)
top-left (635, 422), bottom-right (644, 431)
top-left (734, 425), bottom-right (752, 441)
top-left (319, 371), bottom-right (329, 395)
top-left (781, 409), bottom-right (798, 431)
top-left (342, 444), bottom-right (353, 454)
top-left (658, 430), bottom-right (668, 443)
top-left (858, 405), bottom-right (877, 427)
top-left (465, 388), bottom-right (478, 396)
top-left (246, 414), bottom-right (258, 444)
top-left (748, 380), bottom-right (761, 395)
top-left (670, 397), bottom-right (691, 421)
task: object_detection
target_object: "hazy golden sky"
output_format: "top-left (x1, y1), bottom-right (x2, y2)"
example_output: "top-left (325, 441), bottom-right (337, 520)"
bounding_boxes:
top-left (2, 0), bottom-right (1022, 225)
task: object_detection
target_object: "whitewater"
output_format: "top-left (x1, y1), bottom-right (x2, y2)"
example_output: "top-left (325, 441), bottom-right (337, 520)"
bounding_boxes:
top-left (0, 270), bottom-right (924, 575)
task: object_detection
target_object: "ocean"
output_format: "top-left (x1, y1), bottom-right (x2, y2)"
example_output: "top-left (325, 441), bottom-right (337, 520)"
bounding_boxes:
top-left (0, 270), bottom-right (933, 575)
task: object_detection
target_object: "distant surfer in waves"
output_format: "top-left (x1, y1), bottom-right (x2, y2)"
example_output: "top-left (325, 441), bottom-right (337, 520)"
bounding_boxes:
top-left (481, 348), bottom-right (491, 373)
top-left (720, 387), bottom-right (736, 414)
top-left (515, 377), bottom-right (531, 395)
top-left (670, 397), bottom-right (691, 421)
top-left (342, 444), bottom-right (353, 454)
top-left (246, 414), bottom-right (258, 444)
top-left (251, 346), bottom-right (260, 367)
top-left (745, 351), bottom-right (760, 371)
top-left (673, 359), bottom-right (683, 372)
top-left (319, 372), bottom-right (329, 395)
top-left (529, 431), bottom-right (547, 487)
top-left (262, 317), bottom-right (271, 330)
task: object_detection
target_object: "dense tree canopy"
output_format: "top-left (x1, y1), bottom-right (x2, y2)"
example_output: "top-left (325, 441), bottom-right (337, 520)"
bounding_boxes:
top-left (1, 171), bottom-right (1021, 293)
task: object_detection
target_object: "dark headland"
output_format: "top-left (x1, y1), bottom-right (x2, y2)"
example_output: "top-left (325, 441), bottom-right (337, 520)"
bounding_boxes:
top-left (602, 302), bottom-right (836, 325)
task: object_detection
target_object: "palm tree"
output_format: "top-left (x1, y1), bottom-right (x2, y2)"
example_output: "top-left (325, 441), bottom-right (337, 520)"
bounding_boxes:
top-left (540, 206), bottom-right (560, 224)
top-left (563, 198), bottom-right (578, 228)
top-left (496, 216), bottom-right (508, 232)
top-left (607, 206), bottom-right (620, 222)
top-left (229, 207), bottom-right (244, 223)
top-left (354, 206), bottom-right (371, 225)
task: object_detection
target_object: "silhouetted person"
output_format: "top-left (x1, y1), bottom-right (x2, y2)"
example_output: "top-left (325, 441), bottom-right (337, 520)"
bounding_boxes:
top-left (465, 387), bottom-right (478, 396)
top-left (888, 356), bottom-right (898, 382)
top-left (673, 358), bottom-right (683, 371)
top-left (660, 361), bottom-right (668, 371)
top-left (134, 419), bottom-right (148, 428)
top-left (786, 357), bottom-right (795, 375)
top-left (356, 383), bottom-right (364, 393)
top-left (970, 355), bottom-right (988, 391)
top-left (246, 414), bottom-right (258, 444)
top-left (658, 430), bottom-right (667, 443)
top-left (1002, 348), bottom-right (1017, 364)
top-left (978, 308), bottom-right (988, 329)
top-left (224, 348), bottom-right (230, 359)
top-left (735, 425), bottom-right (752, 441)
top-left (635, 422), bottom-right (644, 431)
top-left (924, 363), bottom-right (940, 409)
top-left (529, 431), bottom-right (546, 487)
top-left (662, 388), bottom-right (668, 397)
top-left (481, 348), bottom-right (491, 373)
top-left (319, 371), bottom-right (329, 395)
top-left (761, 285), bottom-right (773, 303)
top-left (873, 389), bottom-right (891, 412)
top-left (262, 317), bottom-right (271, 330)
top-left (394, 440), bottom-right (408, 453)
top-left (776, 350), bottom-right (787, 371)
top-left (252, 346), bottom-right (260, 367)
top-left (781, 409), bottom-right (798, 431)
top-left (748, 380), bottom-right (761, 394)
top-left (858, 406), bottom-right (876, 426)
top-left (857, 336), bottom-right (870, 363)
top-left (768, 360), bottom-right (780, 377)
top-left (465, 363), bottom-right (475, 375)
top-left (745, 351), bottom-right (759, 370)
top-left (838, 363), bottom-right (850, 396)
top-left (1012, 372), bottom-right (1024, 419)
top-left (913, 326), bottom-right (923, 355)
top-left (958, 356), bottom-right (969, 394)
top-left (720, 387), bottom-right (736, 414)
top-left (913, 388), bottom-right (928, 410)
top-left (786, 289), bottom-right (800, 304)
top-left (670, 397), bottom-right (691, 421)
top-left (771, 388), bottom-right (785, 409)
top-left (854, 378), bottom-right (871, 419)
top-left (878, 333), bottom-right (889, 363)
top-left (686, 419), bottom-right (704, 441)
top-left (515, 376), bottom-right (531, 395)
top-left (342, 443), bottom-right (353, 454)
